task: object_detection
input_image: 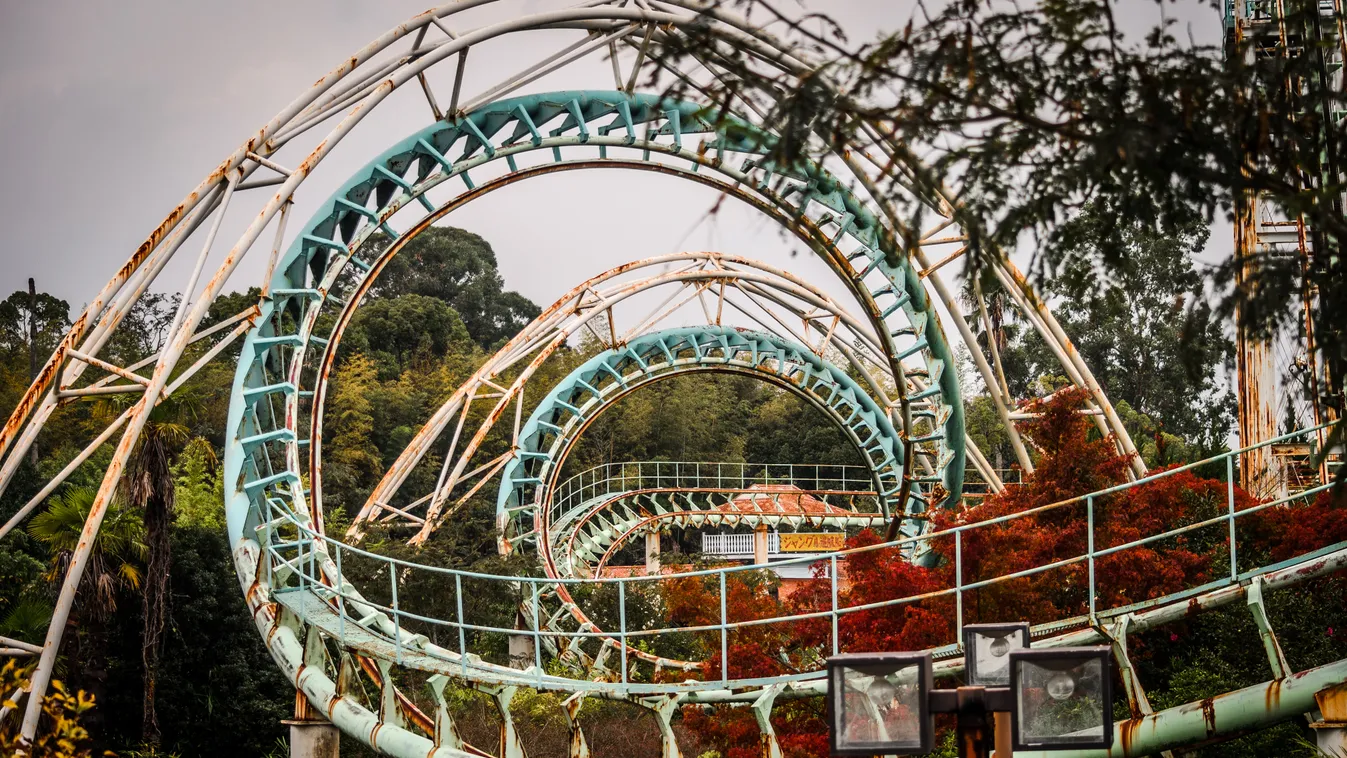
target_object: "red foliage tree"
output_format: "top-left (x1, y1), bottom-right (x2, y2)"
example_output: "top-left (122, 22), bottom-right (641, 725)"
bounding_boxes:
top-left (928, 389), bottom-right (1249, 624)
top-left (659, 568), bottom-right (796, 680)
top-left (786, 528), bottom-right (952, 653)
top-left (1244, 486), bottom-right (1347, 563)
top-left (669, 388), bottom-right (1342, 758)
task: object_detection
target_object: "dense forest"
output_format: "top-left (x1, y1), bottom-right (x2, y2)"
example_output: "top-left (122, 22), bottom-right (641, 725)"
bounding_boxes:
top-left (1, 215), bottom-right (1345, 758)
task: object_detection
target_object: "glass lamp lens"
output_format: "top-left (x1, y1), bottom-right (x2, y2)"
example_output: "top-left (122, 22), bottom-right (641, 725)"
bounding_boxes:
top-left (836, 662), bottom-right (925, 752)
top-left (867, 677), bottom-right (898, 706)
top-left (972, 631), bottom-right (1018, 686)
top-left (989, 635), bottom-right (1011, 658)
top-left (1016, 657), bottom-right (1106, 747)
top-left (1046, 671), bottom-right (1075, 700)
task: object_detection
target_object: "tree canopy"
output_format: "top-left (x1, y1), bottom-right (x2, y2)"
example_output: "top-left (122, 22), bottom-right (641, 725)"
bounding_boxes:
top-left (365, 227), bottom-right (541, 349)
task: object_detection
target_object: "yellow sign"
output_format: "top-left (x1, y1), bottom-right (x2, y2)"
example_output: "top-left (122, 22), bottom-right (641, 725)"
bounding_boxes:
top-left (779, 532), bottom-right (845, 552)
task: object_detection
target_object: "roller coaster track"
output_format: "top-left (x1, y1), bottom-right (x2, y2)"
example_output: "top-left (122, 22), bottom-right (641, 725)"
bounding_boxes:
top-left (3, 3), bottom-right (1343, 757)
top-left (241, 432), bottom-right (1345, 758)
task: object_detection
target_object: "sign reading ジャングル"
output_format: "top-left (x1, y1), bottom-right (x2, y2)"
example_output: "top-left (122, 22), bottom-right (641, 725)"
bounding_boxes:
top-left (779, 532), bottom-right (845, 552)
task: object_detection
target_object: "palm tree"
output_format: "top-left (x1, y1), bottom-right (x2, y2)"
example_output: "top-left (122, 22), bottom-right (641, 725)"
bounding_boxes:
top-left (0, 597), bottom-right (53, 645)
top-left (28, 485), bottom-right (145, 744)
top-left (124, 411), bottom-right (189, 746)
top-left (28, 486), bottom-right (146, 623)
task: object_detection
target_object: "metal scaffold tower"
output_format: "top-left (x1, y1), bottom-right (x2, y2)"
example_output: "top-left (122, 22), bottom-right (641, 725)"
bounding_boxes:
top-left (1228, 0), bottom-right (1346, 496)
top-left (1, 3), bottom-right (1344, 756)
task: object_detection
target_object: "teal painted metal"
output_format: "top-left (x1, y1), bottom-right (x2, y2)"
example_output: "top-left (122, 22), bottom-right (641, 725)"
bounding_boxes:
top-left (210, 79), bottom-right (1347, 758)
top-left (237, 421), bottom-right (1341, 688)
top-left (16, 3), bottom-right (1343, 754)
top-left (496, 325), bottom-right (925, 547)
top-left (224, 90), bottom-right (966, 556)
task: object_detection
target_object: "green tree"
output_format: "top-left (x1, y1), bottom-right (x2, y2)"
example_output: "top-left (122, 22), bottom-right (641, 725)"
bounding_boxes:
top-left (343, 293), bottom-right (474, 379)
top-left (324, 354), bottom-right (384, 513)
top-left (999, 201), bottom-right (1236, 451)
top-left (0, 289), bottom-right (71, 365)
top-left (145, 525), bottom-right (291, 757)
top-left (172, 439), bottom-right (223, 533)
top-left (663, 0), bottom-right (1347, 442)
top-left (100, 293), bottom-right (179, 368)
top-left (28, 487), bottom-right (145, 623)
top-left (125, 411), bottom-right (189, 747)
top-left (365, 227), bottom-right (540, 348)
top-left (0, 289), bottom-right (72, 437)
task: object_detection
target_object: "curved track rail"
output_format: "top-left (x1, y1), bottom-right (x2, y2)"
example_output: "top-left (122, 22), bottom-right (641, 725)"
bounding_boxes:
top-left (240, 431), bottom-right (1344, 758)
top-left (1, 4), bottom-right (1336, 757)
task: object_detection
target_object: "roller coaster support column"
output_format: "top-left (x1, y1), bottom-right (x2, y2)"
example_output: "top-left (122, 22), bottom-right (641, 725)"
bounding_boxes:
top-left (562, 693), bottom-right (591, 758)
top-left (1311, 684), bottom-right (1347, 754)
top-left (648, 694), bottom-right (684, 758)
top-left (480, 684), bottom-right (527, 758)
top-left (285, 692), bottom-right (340, 758)
top-left (427, 675), bottom-right (468, 753)
top-left (754, 524), bottom-right (769, 565)
top-left (645, 531), bottom-right (661, 574)
top-left (752, 684), bottom-right (785, 758)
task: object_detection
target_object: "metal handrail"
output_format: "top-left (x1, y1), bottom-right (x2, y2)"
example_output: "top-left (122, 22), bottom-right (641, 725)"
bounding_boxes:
top-left (257, 423), bottom-right (1340, 690)
top-left (549, 460), bottom-right (879, 523)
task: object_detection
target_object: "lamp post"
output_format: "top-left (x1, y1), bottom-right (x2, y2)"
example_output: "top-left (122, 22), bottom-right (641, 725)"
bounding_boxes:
top-left (826, 625), bottom-right (1113, 757)
top-left (963, 622), bottom-right (1031, 755)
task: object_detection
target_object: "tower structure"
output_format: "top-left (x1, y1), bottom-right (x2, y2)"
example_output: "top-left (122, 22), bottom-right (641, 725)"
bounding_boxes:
top-left (1227, 0), bottom-right (1344, 495)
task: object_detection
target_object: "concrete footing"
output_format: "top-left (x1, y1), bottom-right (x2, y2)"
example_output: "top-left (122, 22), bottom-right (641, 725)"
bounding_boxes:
top-left (1312, 683), bottom-right (1347, 756)
top-left (284, 719), bottom-right (339, 758)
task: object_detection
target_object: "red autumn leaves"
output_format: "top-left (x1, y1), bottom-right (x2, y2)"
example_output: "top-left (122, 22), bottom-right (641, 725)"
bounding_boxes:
top-left (661, 389), bottom-right (1345, 758)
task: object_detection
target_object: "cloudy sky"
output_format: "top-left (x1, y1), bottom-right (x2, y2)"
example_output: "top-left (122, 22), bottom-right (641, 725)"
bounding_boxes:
top-left (0, 1), bottom-right (1227, 316)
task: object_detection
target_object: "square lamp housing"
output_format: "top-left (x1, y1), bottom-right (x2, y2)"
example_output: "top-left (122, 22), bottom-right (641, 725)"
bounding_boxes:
top-left (962, 622), bottom-right (1030, 687)
top-left (1009, 647), bottom-right (1114, 751)
top-left (826, 652), bottom-right (934, 756)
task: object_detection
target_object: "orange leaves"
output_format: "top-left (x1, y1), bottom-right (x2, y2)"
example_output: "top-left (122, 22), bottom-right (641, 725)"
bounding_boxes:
top-left (935, 389), bottom-right (1231, 623)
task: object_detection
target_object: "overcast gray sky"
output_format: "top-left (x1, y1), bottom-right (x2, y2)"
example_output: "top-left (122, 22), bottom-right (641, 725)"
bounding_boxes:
top-left (0, 0), bottom-right (1227, 315)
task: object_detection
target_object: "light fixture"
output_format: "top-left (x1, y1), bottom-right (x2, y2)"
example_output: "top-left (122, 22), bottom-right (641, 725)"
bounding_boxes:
top-left (826, 652), bottom-right (933, 756)
top-left (962, 622), bottom-right (1030, 687)
top-left (1009, 647), bottom-right (1113, 751)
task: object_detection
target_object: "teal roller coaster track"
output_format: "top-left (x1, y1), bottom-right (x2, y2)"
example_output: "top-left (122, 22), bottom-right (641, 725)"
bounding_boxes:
top-left (3, 2), bottom-right (1343, 756)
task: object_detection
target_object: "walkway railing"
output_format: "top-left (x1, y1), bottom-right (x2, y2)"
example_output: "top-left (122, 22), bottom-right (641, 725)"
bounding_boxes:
top-left (702, 532), bottom-right (782, 557)
top-left (259, 423), bottom-right (1343, 695)
top-left (549, 461), bottom-right (880, 524)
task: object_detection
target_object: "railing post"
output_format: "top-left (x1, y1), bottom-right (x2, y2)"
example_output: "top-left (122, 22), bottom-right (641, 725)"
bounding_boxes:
top-left (618, 580), bottom-right (628, 688)
top-left (1227, 454), bottom-right (1238, 580)
top-left (719, 571), bottom-right (729, 683)
top-left (390, 561), bottom-right (402, 665)
top-left (830, 554), bottom-right (839, 656)
top-left (301, 533), bottom-right (311, 594)
top-left (335, 543), bottom-right (345, 645)
top-left (455, 574), bottom-right (467, 676)
top-left (1087, 496), bottom-right (1096, 622)
top-left (532, 580), bottom-right (543, 686)
top-left (955, 530), bottom-right (964, 635)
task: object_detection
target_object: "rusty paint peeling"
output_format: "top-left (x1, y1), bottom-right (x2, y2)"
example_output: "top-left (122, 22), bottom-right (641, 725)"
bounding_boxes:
top-left (1265, 678), bottom-right (1282, 711)
top-left (1200, 698), bottom-right (1216, 735)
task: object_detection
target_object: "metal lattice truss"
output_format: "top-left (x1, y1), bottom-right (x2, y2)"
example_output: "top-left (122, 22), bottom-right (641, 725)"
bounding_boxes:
top-left (347, 252), bottom-right (969, 549)
top-left (495, 322), bottom-right (922, 675)
top-left (4, 2), bottom-right (1340, 757)
top-left (498, 326), bottom-right (914, 540)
